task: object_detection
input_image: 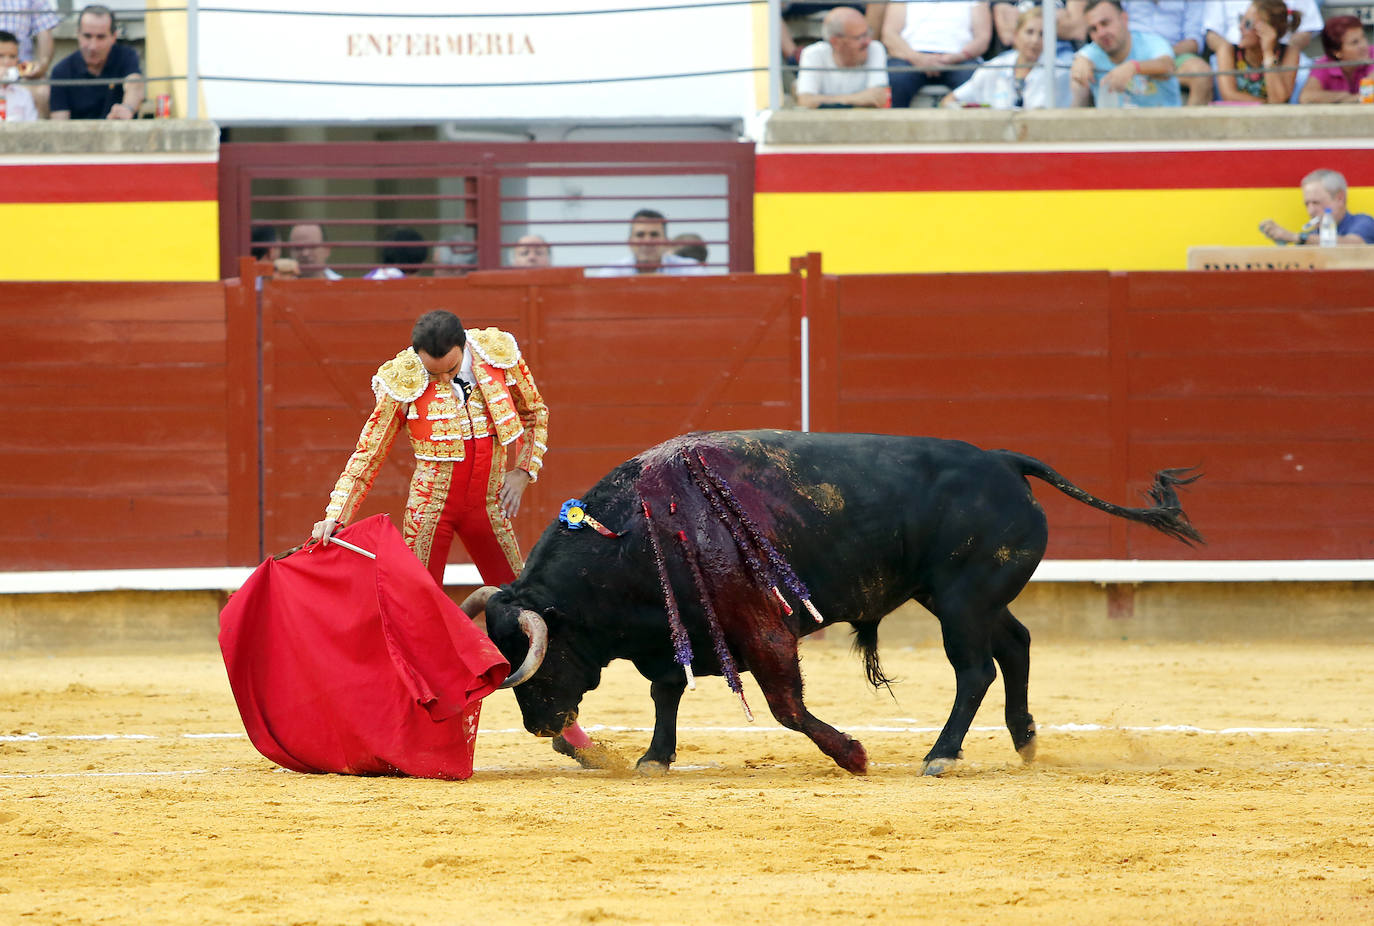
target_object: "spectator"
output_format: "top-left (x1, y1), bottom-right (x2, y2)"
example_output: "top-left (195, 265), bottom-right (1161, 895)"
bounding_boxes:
top-left (1122, 0), bottom-right (1212, 104)
top-left (1258, 169), bottom-right (1374, 246)
top-left (0, 1), bottom-right (60, 118)
top-left (673, 233), bottom-right (708, 265)
top-left (884, 1), bottom-right (993, 107)
top-left (1070, 0), bottom-right (1181, 107)
top-left (250, 225), bottom-right (280, 261)
top-left (1, 29), bottom-right (38, 120)
top-left (432, 239), bottom-right (476, 277)
top-left (795, 6), bottom-right (890, 108)
top-left (49, 5), bottom-right (142, 120)
top-left (1214, 0), bottom-right (1302, 104)
top-left (286, 224), bottom-right (342, 280)
top-left (271, 258), bottom-right (301, 280)
top-left (1203, 0), bottom-right (1320, 59)
top-left (991, 1), bottom-right (1085, 54)
top-left (1299, 15), bottom-right (1372, 103)
top-left (781, 3), bottom-right (888, 70)
top-left (366, 227), bottom-right (429, 279)
top-left (941, 6), bottom-right (1072, 108)
top-left (585, 209), bottom-right (705, 277)
top-left (510, 234), bottom-right (551, 268)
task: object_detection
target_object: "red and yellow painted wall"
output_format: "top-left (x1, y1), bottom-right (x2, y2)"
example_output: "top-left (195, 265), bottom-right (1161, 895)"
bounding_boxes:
top-left (0, 153), bottom-right (219, 282)
top-left (6, 140), bottom-right (1374, 281)
top-left (754, 143), bottom-right (1374, 274)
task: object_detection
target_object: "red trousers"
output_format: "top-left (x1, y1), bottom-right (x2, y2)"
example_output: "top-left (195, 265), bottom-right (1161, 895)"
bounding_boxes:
top-left (404, 436), bottom-right (522, 587)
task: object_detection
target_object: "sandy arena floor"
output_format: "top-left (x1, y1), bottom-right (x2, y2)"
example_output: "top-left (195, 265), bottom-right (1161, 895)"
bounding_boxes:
top-left (2, 636), bottom-right (1372, 925)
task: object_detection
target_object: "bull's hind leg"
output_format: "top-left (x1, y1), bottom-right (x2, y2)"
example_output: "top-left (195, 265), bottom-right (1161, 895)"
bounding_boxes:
top-left (734, 621), bottom-right (868, 774)
top-left (992, 608), bottom-right (1037, 762)
top-left (921, 583), bottom-right (1005, 776)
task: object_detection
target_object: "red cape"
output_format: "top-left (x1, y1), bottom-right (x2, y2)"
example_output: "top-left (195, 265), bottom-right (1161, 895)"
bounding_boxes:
top-left (218, 514), bottom-right (509, 779)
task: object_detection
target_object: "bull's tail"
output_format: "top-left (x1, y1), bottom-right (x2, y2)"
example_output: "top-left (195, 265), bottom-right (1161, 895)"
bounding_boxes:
top-left (851, 622), bottom-right (896, 695)
top-left (997, 452), bottom-right (1204, 547)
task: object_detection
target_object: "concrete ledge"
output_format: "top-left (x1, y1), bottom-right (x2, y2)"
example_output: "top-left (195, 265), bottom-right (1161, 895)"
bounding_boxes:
top-left (762, 105), bottom-right (1374, 147)
top-left (0, 120), bottom-right (219, 156)
top-left (3, 579), bottom-right (1370, 653)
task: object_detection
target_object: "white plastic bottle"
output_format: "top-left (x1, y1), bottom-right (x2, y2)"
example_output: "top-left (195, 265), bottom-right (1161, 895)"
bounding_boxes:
top-left (991, 75), bottom-right (1016, 110)
top-left (1319, 208), bottom-right (1337, 247)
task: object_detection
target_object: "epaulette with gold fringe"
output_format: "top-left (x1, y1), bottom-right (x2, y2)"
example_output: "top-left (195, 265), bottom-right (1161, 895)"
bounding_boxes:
top-left (467, 327), bottom-right (520, 369)
top-left (371, 347), bottom-right (429, 403)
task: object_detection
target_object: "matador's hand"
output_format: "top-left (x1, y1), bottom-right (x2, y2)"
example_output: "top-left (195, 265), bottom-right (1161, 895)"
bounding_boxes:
top-left (498, 470), bottom-right (532, 520)
top-left (311, 518), bottom-right (339, 545)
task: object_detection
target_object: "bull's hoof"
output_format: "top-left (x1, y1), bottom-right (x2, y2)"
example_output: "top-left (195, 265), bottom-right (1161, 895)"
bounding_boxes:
top-left (1017, 736), bottom-right (1038, 763)
top-left (634, 758), bottom-right (671, 776)
top-left (834, 738), bottom-right (868, 775)
top-left (551, 735), bottom-right (626, 771)
top-left (921, 756), bottom-right (959, 777)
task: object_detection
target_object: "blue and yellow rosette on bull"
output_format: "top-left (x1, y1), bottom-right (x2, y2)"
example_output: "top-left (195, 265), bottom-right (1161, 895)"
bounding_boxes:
top-left (559, 498), bottom-right (624, 537)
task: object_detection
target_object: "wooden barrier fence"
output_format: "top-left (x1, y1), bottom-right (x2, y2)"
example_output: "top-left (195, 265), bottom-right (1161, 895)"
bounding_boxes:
top-left (2, 258), bottom-right (1371, 571)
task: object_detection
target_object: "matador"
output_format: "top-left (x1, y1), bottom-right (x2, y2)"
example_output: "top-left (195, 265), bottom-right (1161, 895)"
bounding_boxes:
top-left (311, 309), bottom-right (597, 761)
top-left (311, 310), bottom-right (547, 587)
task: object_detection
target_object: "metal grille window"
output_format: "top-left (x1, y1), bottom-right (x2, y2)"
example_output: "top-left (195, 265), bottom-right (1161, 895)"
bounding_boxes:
top-left (219, 142), bottom-right (754, 279)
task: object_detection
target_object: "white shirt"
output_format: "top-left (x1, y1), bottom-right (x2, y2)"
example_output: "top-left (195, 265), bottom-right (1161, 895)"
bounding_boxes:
top-left (584, 252), bottom-right (707, 277)
top-left (2, 82), bottom-right (38, 122)
top-left (796, 39), bottom-right (889, 97)
top-left (1202, 0), bottom-right (1321, 46)
top-left (950, 49), bottom-right (1074, 108)
top-left (323, 267), bottom-right (343, 280)
top-left (900, 1), bottom-right (978, 55)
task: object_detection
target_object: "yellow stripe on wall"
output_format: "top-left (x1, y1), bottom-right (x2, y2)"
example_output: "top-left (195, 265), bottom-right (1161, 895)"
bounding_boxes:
top-left (755, 188), bottom-right (1335, 274)
top-left (0, 201), bottom-right (219, 282)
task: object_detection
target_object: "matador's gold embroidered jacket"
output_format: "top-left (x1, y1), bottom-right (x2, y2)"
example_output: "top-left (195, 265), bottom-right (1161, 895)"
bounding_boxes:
top-left (323, 327), bottom-right (549, 525)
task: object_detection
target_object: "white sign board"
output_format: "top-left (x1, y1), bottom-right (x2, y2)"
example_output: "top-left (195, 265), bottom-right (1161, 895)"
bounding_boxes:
top-left (197, 0), bottom-right (761, 123)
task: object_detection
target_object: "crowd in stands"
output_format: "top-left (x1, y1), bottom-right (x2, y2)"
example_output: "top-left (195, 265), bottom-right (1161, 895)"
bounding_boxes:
top-left (784, 0), bottom-right (1374, 108)
top-left (249, 210), bottom-right (716, 279)
top-left (1, 4), bottom-right (143, 122)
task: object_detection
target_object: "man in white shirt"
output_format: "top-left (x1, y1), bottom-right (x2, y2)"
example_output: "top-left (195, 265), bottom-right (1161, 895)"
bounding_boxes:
top-left (586, 209), bottom-right (706, 277)
top-left (796, 6), bottom-right (890, 108)
top-left (288, 224), bottom-right (343, 280)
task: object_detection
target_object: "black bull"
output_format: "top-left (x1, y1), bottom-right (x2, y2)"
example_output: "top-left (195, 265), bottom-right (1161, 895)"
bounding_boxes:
top-left (472, 431), bottom-right (1201, 776)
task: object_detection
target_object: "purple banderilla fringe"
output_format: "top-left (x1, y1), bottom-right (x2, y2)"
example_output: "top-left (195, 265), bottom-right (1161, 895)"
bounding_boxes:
top-left (639, 492), bottom-right (695, 684)
top-left (694, 453), bottom-right (824, 623)
top-left (682, 453), bottom-right (772, 585)
top-left (674, 529), bottom-right (753, 721)
top-left (682, 452), bottom-right (794, 617)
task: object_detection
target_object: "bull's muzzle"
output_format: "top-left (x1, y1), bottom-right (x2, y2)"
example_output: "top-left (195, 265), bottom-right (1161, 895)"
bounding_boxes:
top-left (462, 585), bottom-right (547, 688)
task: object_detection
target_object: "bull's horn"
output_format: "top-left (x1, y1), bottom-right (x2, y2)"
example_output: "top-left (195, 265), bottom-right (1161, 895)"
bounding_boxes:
top-left (499, 609), bottom-right (548, 689)
top-left (461, 585), bottom-right (501, 618)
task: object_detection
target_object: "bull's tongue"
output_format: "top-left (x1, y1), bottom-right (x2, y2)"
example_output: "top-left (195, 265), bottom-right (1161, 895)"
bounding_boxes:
top-left (559, 723), bottom-right (593, 749)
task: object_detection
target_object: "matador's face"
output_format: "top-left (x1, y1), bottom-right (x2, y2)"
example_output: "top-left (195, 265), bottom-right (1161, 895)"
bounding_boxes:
top-left (418, 345), bottom-right (463, 386)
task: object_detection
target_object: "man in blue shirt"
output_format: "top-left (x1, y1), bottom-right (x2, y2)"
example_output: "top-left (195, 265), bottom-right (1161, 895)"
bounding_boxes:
top-left (49, 4), bottom-right (142, 120)
top-left (1259, 169), bottom-right (1374, 246)
top-left (1070, 0), bottom-right (1181, 107)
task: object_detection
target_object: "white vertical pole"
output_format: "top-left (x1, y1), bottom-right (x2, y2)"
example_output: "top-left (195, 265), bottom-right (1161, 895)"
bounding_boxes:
top-left (1041, 0), bottom-right (1058, 109)
top-left (187, 0), bottom-right (200, 119)
top-left (767, 0), bottom-right (782, 112)
top-left (800, 315), bottom-right (810, 433)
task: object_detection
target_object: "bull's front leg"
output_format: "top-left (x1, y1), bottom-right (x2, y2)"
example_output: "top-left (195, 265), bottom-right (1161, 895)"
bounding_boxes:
top-left (737, 624), bottom-right (868, 775)
top-left (636, 673), bottom-right (687, 774)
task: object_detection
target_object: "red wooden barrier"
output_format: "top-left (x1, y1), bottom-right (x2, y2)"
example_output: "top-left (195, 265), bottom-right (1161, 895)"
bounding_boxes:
top-left (2, 262), bottom-right (1370, 570)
